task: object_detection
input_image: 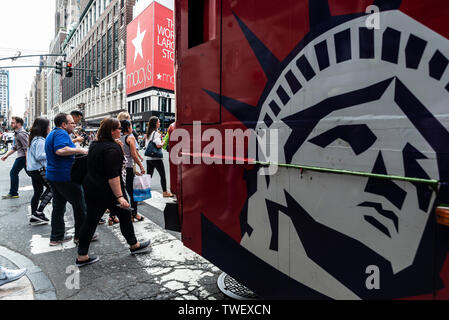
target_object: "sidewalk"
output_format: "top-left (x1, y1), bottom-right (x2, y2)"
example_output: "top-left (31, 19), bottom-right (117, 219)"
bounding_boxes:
top-left (0, 246), bottom-right (56, 300)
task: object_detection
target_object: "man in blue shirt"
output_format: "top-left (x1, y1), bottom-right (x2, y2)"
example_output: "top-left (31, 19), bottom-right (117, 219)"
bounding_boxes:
top-left (46, 113), bottom-right (88, 246)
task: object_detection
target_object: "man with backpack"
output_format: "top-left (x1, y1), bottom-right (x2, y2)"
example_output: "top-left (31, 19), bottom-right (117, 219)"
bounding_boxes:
top-left (45, 113), bottom-right (89, 246)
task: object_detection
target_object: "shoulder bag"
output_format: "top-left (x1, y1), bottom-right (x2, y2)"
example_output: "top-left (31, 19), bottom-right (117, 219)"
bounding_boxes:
top-left (144, 132), bottom-right (163, 158)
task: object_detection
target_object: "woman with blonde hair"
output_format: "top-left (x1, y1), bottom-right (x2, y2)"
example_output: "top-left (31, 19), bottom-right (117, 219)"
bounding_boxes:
top-left (120, 119), bottom-right (145, 221)
top-left (117, 111), bottom-right (131, 121)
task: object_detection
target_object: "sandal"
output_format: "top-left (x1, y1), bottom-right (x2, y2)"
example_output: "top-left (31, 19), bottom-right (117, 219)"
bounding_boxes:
top-left (108, 216), bottom-right (120, 225)
top-left (132, 213), bottom-right (144, 222)
top-left (162, 192), bottom-right (174, 198)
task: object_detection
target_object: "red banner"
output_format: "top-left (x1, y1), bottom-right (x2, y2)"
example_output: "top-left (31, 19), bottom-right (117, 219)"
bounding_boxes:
top-left (126, 1), bottom-right (174, 95)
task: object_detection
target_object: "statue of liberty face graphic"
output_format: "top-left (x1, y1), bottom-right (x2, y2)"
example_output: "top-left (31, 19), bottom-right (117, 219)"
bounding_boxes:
top-left (235, 11), bottom-right (449, 299)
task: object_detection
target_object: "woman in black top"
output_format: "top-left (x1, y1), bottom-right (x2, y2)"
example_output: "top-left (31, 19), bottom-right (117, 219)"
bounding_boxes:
top-left (75, 118), bottom-right (150, 267)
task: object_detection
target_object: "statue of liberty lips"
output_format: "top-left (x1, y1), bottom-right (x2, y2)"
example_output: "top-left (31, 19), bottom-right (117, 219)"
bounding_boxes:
top-left (202, 0), bottom-right (449, 299)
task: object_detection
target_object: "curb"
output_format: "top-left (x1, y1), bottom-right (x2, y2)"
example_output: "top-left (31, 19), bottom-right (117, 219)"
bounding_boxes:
top-left (0, 246), bottom-right (57, 300)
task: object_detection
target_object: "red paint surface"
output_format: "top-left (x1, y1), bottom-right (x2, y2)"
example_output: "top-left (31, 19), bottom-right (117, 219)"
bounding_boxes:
top-left (401, 0), bottom-right (449, 40)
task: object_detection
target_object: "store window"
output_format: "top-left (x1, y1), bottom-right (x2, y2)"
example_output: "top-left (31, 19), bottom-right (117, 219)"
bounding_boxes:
top-left (143, 97), bottom-right (151, 112)
top-left (158, 96), bottom-right (170, 112)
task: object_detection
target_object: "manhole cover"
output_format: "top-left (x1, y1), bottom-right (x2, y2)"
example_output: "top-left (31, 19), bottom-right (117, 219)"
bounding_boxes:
top-left (217, 272), bottom-right (259, 300)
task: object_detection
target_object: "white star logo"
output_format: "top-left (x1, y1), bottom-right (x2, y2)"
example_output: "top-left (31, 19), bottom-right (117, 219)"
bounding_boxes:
top-left (132, 21), bottom-right (146, 63)
top-left (157, 73), bottom-right (162, 80)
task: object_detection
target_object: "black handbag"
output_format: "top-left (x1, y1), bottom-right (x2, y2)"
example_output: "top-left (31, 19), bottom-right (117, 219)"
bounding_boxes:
top-left (70, 154), bottom-right (88, 184)
top-left (144, 132), bottom-right (163, 158)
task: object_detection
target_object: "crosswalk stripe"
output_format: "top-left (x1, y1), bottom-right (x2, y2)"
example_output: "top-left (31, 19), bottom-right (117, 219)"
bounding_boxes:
top-left (143, 190), bottom-right (176, 211)
top-left (19, 185), bottom-right (34, 191)
top-left (27, 205), bottom-right (77, 255)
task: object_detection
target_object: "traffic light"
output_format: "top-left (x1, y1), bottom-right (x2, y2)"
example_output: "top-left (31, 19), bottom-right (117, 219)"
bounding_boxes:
top-left (92, 75), bottom-right (99, 87)
top-left (65, 62), bottom-right (73, 77)
top-left (55, 61), bottom-right (62, 75)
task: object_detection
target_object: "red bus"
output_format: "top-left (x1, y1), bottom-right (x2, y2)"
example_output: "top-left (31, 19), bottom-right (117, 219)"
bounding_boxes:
top-left (171, 0), bottom-right (449, 299)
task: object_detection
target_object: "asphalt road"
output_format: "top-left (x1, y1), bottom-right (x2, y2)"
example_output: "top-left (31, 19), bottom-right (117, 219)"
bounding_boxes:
top-left (0, 148), bottom-right (226, 300)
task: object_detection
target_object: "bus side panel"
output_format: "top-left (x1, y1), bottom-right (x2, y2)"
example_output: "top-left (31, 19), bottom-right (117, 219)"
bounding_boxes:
top-left (175, 0), bottom-right (449, 299)
top-left (176, 0), bottom-right (221, 125)
top-left (179, 154), bottom-right (250, 255)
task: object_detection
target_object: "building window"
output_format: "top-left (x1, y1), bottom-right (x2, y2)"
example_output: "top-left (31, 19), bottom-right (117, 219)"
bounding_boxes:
top-left (113, 22), bottom-right (118, 71)
top-left (80, 56), bottom-right (86, 92)
top-left (102, 34), bottom-right (106, 78)
top-left (97, 40), bottom-right (101, 78)
top-left (143, 97), bottom-right (151, 112)
top-left (130, 100), bottom-right (139, 114)
top-left (159, 97), bottom-right (170, 113)
top-left (92, 45), bottom-right (96, 79)
top-left (88, 50), bottom-right (92, 87)
top-left (107, 28), bottom-right (112, 75)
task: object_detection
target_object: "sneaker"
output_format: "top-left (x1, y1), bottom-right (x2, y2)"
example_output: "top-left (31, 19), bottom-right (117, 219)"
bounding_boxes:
top-left (75, 255), bottom-right (100, 267)
top-left (29, 216), bottom-right (47, 226)
top-left (2, 194), bottom-right (19, 199)
top-left (31, 212), bottom-right (49, 223)
top-left (73, 233), bottom-right (99, 246)
top-left (49, 235), bottom-right (73, 246)
top-left (0, 267), bottom-right (27, 287)
top-left (130, 240), bottom-right (151, 254)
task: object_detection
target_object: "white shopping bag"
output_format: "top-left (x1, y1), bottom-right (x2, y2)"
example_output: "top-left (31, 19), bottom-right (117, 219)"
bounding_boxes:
top-left (133, 174), bottom-right (152, 201)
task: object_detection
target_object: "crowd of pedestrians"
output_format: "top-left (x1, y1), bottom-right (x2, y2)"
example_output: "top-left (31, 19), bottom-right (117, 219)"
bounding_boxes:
top-left (1, 111), bottom-right (174, 267)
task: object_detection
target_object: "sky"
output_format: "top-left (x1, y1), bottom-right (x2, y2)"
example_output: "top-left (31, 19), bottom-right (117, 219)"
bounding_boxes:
top-left (0, 0), bottom-right (55, 118)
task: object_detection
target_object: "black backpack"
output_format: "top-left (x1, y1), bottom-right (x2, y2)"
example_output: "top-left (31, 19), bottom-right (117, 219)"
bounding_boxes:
top-left (70, 154), bottom-right (88, 184)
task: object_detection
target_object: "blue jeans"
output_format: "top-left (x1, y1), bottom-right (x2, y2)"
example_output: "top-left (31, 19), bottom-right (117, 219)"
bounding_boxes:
top-left (9, 156), bottom-right (26, 196)
top-left (49, 180), bottom-right (86, 241)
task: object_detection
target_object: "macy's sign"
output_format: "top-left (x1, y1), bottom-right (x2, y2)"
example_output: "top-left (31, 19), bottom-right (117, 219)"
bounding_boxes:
top-left (127, 60), bottom-right (152, 89)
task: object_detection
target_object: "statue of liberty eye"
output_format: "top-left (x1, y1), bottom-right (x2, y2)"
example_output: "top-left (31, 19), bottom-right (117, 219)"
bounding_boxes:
top-left (281, 78), bottom-right (393, 164)
top-left (308, 124), bottom-right (377, 155)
